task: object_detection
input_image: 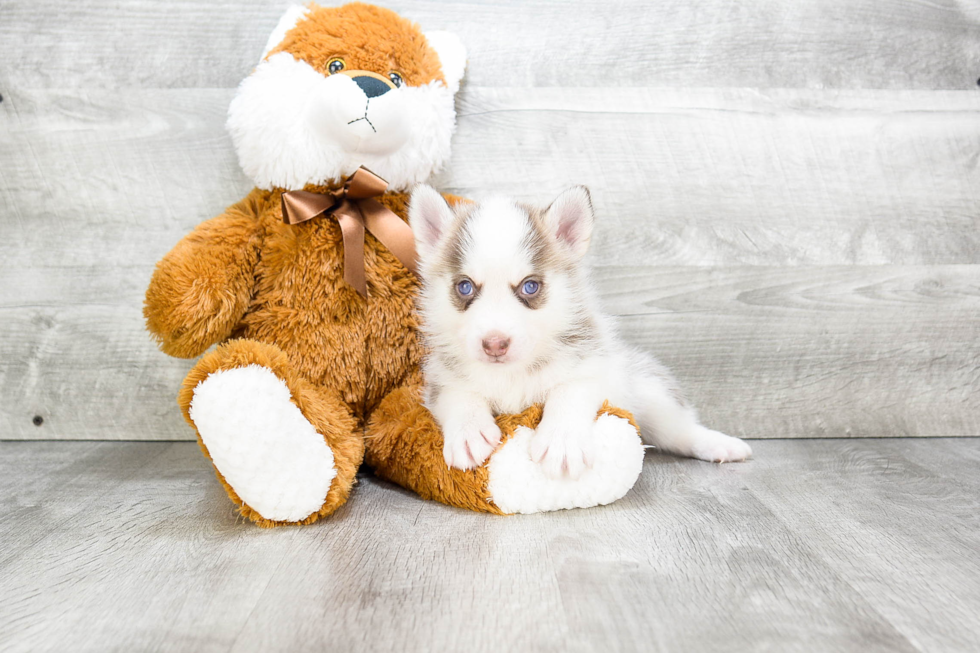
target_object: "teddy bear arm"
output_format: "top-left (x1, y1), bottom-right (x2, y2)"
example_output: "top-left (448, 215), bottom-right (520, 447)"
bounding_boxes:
top-left (144, 191), bottom-right (265, 359)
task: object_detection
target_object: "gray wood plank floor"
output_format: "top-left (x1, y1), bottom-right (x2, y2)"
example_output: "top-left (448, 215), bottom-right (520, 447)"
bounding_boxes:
top-left (1, 439), bottom-right (978, 652)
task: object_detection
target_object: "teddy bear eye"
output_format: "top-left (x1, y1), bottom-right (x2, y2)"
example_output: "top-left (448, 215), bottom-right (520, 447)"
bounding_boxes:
top-left (388, 72), bottom-right (403, 87)
top-left (327, 59), bottom-right (345, 75)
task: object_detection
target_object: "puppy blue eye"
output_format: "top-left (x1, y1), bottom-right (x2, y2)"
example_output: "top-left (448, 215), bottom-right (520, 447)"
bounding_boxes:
top-left (456, 279), bottom-right (474, 296)
top-left (522, 279), bottom-right (540, 295)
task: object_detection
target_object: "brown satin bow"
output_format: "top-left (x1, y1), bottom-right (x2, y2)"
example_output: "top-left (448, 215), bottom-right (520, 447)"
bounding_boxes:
top-left (280, 166), bottom-right (418, 297)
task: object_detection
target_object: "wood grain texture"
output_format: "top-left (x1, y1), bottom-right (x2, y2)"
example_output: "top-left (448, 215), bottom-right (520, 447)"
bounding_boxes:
top-left (3, 265), bottom-right (978, 440)
top-left (1, 439), bottom-right (978, 652)
top-left (2, 0), bottom-right (980, 90)
top-left (4, 87), bottom-right (978, 282)
top-left (0, 88), bottom-right (244, 440)
top-left (2, 84), bottom-right (979, 439)
top-left (601, 265), bottom-right (980, 439)
top-left (450, 88), bottom-right (980, 266)
top-left (742, 439), bottom-right (980, 652)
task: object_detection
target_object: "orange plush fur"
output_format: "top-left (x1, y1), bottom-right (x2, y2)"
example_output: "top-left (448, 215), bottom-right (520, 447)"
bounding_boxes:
top-left (147, 179), bottom-right (468, 526)
top-left (145, 3), bottom-right (484, 526)
top-left (146, 3), bottom-right (640, 526)
top-left (367, 390), bottom-right (640, 515)
top-left (267, 3), bottom-right (446, 88)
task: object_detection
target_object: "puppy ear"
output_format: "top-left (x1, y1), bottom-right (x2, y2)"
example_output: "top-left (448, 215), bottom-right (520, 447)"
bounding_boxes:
top-left (424, 31), bottom-right (467, 94)
top-left (410, 184), bottom-right (456, 258)
top-left (544, 186), bottom-right (595, 259)
top-left (260, 5), bottom-right (310, 60)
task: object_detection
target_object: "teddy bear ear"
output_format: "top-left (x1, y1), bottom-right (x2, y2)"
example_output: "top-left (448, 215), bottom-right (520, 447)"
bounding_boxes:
top-left (424, 30), bottom-right (467, 94)
top-left (260, 5), bottom-right (311, 61)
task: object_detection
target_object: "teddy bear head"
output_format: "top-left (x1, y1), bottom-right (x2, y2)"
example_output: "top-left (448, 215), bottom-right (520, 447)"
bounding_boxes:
top-left (228, 2), bottom-right (466, 192)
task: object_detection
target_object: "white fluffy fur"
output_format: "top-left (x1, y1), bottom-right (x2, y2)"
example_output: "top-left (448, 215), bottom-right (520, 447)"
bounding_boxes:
top-left (189, 365), bottom-right (337, 522)
top-left (260, 5), bottom-right (310, 60)
top-left (487, 417), bottom-right (645, 514)
top-left (228, 8), bottom-right (464, 192)
top-left (422, 31), bottom-right (467, 93)
top-left (410, 187), bottom-right (753, 479)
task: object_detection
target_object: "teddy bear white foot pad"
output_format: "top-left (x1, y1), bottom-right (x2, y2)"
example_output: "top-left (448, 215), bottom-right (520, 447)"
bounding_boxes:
top-left (189, 364), bottom-right (336, 522)
top-left (486, 414), bottom-right (645, 514)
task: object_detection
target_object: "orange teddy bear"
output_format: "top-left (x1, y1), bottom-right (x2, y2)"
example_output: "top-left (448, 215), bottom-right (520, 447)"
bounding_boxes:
top-left (145, 2), bottom-right (644, 526)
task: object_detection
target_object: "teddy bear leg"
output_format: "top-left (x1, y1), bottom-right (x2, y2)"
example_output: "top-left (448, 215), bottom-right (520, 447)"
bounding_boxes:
top-left (365, 385), bottom-right (646, 515)
top-left (178, 339), bottom-right (363, 527)
top-left (484, 412), bottom-right (646, 515)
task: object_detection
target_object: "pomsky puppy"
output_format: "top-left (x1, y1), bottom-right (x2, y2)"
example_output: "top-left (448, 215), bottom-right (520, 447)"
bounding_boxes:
top-left (408, 185), bottom-right (752, 478)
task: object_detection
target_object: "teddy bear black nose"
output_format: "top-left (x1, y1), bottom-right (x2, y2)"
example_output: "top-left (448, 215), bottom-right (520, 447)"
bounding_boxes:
top-left (352, 75), bottom-right (392, 98)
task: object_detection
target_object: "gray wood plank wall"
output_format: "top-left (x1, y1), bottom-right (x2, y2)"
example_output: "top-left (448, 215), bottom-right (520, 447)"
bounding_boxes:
top-left (1, 1), bottom-right (978, 440)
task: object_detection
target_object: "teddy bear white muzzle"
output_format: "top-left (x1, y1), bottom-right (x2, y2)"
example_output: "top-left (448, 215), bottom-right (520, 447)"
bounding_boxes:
top-left (309, 73), bottom-right (410, 155)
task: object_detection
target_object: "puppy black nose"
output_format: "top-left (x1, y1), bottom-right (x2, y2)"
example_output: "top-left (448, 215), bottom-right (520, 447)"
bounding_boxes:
top-left (352, 75), bottom-right (392, 98)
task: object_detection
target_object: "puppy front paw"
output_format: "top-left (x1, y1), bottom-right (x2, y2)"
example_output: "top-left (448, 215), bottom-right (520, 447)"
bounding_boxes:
top-left (690, 427), bottom-right (752, 463)
top-left (441, 414), bottom-right (502, 471)
top-left (529, 418), bottom-right (596, 480)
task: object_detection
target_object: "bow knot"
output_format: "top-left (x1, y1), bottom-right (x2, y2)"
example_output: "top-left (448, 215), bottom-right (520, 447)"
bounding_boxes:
top-left (280, 167), bottom-right (418, 297)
